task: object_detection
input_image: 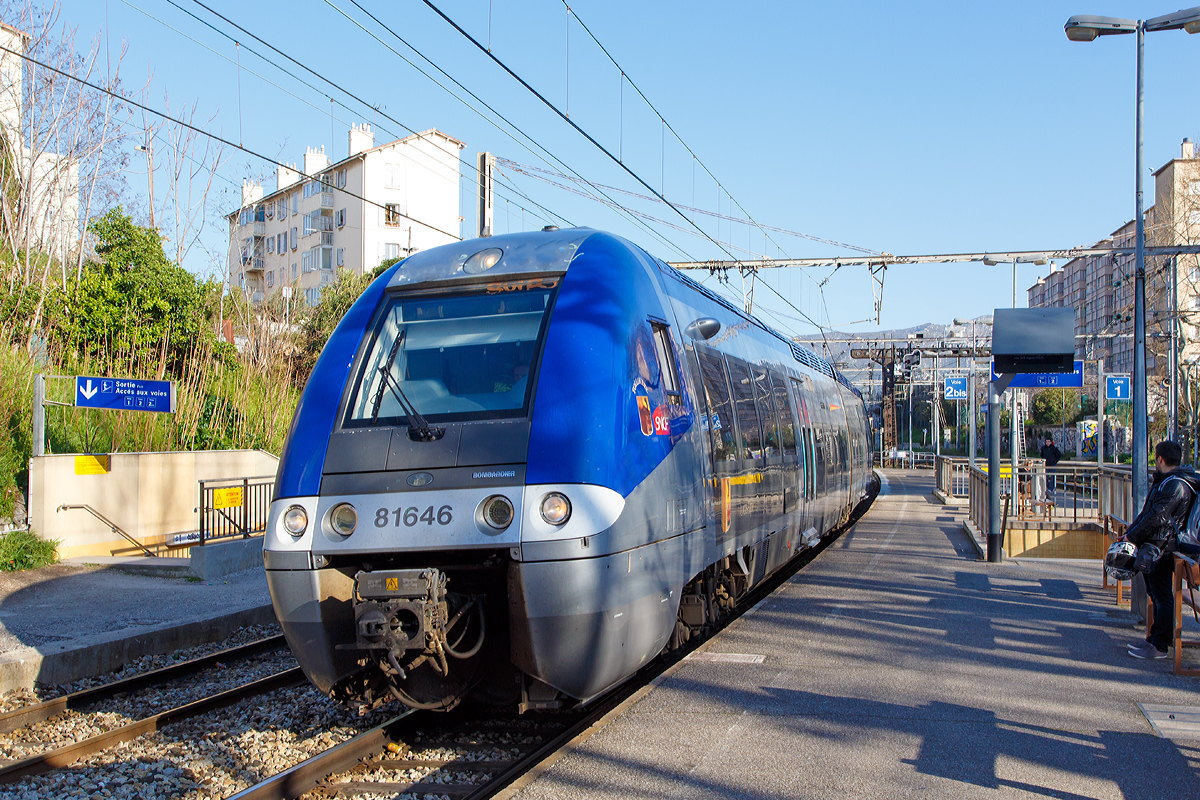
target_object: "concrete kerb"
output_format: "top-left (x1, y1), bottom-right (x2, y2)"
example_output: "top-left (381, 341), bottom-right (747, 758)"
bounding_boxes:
top-left (0, 604), bottom-right (277, 693)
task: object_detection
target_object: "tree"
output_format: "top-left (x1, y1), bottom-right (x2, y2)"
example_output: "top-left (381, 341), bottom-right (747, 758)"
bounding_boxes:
top-left (295, 260), bottom-right (395, 381)
top-left (1031, 389), bottom-right (1081, 426)
top-left (0, 1), bottom-right (132, 341)
top-left (57, 207), bottom-right (213, 374)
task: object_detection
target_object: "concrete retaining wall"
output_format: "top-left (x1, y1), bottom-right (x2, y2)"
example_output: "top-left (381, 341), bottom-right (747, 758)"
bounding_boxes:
top-left (190, 536), bottom-right (265, 580)
top-left (1003, 521), bottom-right (1107, 558)
top-left (29, 450), bottom-right (278, 558)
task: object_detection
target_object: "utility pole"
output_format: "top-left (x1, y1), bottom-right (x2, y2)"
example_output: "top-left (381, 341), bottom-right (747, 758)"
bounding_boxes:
top-left (138, 133), bottom-right (155, 229)
top-left (477, 151), bottom-right (494, 238)
top-left (1170, 255), bottom-right (1178, 442)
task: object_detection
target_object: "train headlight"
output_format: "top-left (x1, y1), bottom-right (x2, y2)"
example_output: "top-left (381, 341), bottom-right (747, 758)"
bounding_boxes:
top-left (540, 493), bottom-right (571, 525)
top-left (283, 505), bottom-right (308, 537)
top-left (481, 495), bottom-right (514, 530)
top-left (330, 503), bottom-right (358, 536)
top-left (463, 247), bottom-right (503, 274)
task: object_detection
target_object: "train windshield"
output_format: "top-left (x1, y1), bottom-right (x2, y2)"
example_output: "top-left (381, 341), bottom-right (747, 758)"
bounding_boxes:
top-left (343, 286), bottom-right (557, 426)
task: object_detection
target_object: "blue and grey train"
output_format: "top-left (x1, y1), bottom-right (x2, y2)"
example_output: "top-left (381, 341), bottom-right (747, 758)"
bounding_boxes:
top-left (264, 227), bottom-right (876, 713)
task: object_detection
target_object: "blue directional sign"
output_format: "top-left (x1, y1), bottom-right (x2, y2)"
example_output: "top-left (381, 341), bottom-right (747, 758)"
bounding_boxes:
top-left (75, 376), bottom-right (175, 413)
top-left (1106, 375), bottom-right (1131, 401)
top-left (991, 360), bottom-right (1084, 388)
top-left (944, 377), bottom-right (969, 400)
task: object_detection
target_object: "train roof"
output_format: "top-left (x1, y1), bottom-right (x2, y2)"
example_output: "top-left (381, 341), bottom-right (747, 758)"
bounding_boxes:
top-left (387, 228), bottom-right (862, 401)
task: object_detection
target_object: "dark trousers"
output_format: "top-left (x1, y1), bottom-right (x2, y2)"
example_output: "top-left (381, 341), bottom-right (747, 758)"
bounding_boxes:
top-left (1146, 555), bottom-right (1175, 652)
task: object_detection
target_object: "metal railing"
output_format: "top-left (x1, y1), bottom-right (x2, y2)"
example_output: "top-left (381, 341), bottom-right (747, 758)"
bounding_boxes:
top-left (197, 475), bottom-right (274, 545)
top-left (935, 455), bottom-right (971, 498)
top-left (57, 504), bottom-right (156, 557)
top-left (965, 461), bottom-right (1137, 532)
top-left (873, 451), bottom-right (936, 470)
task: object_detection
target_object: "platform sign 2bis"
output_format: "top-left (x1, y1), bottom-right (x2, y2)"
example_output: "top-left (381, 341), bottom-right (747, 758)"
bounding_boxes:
top-left (75, 376), bottom-right (176, 413)
top-left (944, 377), bottom-right (969, 400)
top-left (1106, 375), bottom-right (1131, 401)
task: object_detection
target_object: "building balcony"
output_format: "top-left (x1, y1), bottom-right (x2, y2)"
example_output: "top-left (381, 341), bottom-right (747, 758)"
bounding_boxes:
top-left (321, 193), bottom-right (335, 209)
top-left (245, 258), bottom-right (265, 273)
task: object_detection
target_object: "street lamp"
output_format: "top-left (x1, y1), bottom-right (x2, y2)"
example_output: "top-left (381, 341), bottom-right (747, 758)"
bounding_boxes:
top-left (1065, 6), bottom-right (1200, 510)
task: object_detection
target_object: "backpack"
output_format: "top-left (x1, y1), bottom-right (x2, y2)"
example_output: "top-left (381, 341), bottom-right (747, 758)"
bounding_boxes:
top-left (1182, 480), bottom-right (1200, 550)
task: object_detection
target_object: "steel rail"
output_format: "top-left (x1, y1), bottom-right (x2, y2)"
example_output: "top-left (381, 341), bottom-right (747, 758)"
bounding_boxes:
top-left (0, 634), bottom-right (286, 734)
top-left (0, 668), bottom-right (305, 783)
top-left (228, 478), bottom-right (881, 800)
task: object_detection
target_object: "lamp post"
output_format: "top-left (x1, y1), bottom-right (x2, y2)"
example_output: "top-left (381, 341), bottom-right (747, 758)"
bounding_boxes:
top-left (1065, 6), bottom-right (1200, 510)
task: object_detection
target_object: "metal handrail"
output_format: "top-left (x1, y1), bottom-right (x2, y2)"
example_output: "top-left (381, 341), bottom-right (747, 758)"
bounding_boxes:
top-left (56, 504), bottom-right (156, 557)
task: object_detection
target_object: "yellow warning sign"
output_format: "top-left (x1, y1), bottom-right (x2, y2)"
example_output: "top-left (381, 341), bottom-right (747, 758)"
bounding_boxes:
top-left (386, 577), bottom-right (399, 592)
top-left (212, 486), bottom-right (244, 509)
top-left (74, 455), bottom-right (110, 475)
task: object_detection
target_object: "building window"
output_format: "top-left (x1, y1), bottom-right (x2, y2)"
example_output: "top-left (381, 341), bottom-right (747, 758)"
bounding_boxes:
top-left (385, 163), bottom-right (402, 188)
top-left (321, 271), bottom-right (333, 286)
top-left (383, 242), bottom-right (401, 260)
top-left (385, 203), bottom-right (401, 227)
top-left (337, 247), bottom-right (344, 267)
top-left (267, 270), bottom-right (275, 288)
top-left (303, 214), bottom-right (316, 236)
top-left (305, 287), bottom-right (321, 306)
top-left (290, 227), bottom-right (298, 249)
top-left (292, 263), bottom-right (297, 280)
top-left (336, 168), bottom-right (346, 189)
top-left (266, 237), bottom-right (274, 254)
top-left (336, 208), bottom-right (346, 228)
top-left (291, 193), bottom-right (298, 214)
top-left (302, 248), bottom-right (317, 273)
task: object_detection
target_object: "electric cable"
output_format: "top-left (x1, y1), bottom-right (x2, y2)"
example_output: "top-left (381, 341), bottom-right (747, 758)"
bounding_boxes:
top-left (0, 42), bottom-right (460, 240)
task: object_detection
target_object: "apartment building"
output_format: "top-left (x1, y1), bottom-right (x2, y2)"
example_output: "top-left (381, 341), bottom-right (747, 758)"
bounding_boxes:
top-left (0, 22), bottom-right (81, 264)
top-left (1027, 139), bottom-right (1200, 411)
top-left (227, 124), bottom-right (463, 305)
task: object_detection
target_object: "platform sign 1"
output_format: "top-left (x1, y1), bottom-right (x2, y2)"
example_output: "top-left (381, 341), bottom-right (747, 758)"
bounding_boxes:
top-left (75, 376), bottom-right (176, 413)
top-left (990, 360), bottom-right (1084, 388)
top-left (1106, 375), bottom-right (1131, 401)
top-left (944, 377), bottom-right (969, 400)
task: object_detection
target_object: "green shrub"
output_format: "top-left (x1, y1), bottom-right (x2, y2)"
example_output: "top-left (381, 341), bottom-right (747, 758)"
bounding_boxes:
top-left (0, 530), bottom-right (58, 571)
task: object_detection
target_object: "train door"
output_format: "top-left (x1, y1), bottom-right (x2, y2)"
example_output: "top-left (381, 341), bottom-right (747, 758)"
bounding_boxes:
top-left (695, 348), bottom-right (738, 550)
top-left (752, 365), bottom-right (784, 524)
top-left (770, 371), bottom-right (799, 515)
top-left (725, 357), bottom-right (766, 539)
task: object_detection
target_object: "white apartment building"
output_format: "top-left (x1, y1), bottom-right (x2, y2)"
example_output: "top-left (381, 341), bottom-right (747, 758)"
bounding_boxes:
top-left (227, 124), bottom-right (463, 305)
top-left (0, 22), bottom-right (81, 265)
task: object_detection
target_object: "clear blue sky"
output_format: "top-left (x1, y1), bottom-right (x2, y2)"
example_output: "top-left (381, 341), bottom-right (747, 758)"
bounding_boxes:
top-left (48, 0), bottom-right (1200, 335)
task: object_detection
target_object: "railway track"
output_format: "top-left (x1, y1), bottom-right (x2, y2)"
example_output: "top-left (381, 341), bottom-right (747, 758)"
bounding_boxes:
top-left (0, 634), bottom-right (297, 783)
top-left (231, 484), bottom-right (879, 800)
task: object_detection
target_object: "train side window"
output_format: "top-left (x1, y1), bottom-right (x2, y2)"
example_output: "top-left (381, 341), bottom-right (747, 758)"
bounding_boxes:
top-left (696, 349), bottom-right (737, 468)
top-left (726, 358), bottom-right (763, 464)
top-left (752, 367), bottom-right (780, 456)
top-left (771, 372), bottom-right (797, 464)
top-left (650, 321), bottom-right (681, 404)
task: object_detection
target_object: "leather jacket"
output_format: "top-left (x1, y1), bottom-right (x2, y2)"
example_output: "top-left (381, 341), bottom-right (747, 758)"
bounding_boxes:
top-left (1125, 466), bottom-right (1200, 548)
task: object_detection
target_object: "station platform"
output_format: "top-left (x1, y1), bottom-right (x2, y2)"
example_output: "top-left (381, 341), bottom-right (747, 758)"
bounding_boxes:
top-left (0, 558), bottom-right (273, 693)
top-left (512, 469), bottom-right (1200, 799)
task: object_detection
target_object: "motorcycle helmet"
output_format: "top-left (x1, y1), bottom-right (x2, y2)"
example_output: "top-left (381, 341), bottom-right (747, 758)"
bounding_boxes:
top-left (1105, 540), bottom-right (1138, 581)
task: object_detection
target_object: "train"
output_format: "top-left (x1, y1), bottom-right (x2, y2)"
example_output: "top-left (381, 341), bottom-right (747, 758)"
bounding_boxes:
top-left (263, 227), bottom-right (877, 713)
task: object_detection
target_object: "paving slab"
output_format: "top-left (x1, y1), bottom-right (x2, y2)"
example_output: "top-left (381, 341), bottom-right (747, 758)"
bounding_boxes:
top-left (0, 559), bottom-right (273, 691)
top-left (512, 469), bottom-right (1200, 799)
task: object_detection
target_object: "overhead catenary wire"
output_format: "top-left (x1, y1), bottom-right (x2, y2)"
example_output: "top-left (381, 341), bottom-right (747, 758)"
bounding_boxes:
top-left (420, 0), bottom-right (744, 270)
top-left (125, 0), bottom-right (563, 229)
top-left (0, 43), bottom-right (461, 241)
top-left (326, 0), bottom-right (692, 257)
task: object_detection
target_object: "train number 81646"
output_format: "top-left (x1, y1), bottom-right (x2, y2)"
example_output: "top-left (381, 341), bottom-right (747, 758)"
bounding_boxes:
top-left (374, 505), bottom-right (453, 528)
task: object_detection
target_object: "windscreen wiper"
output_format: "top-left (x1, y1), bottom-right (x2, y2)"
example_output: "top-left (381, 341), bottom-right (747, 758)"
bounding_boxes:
top-left (369, 330), bottom-right (443, 441)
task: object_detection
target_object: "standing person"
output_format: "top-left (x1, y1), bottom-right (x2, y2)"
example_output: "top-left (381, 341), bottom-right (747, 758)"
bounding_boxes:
top-left (1124, 441), bottom-right (1200, 659)
top-left (1040, 436), bottom-right (1062, 494)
